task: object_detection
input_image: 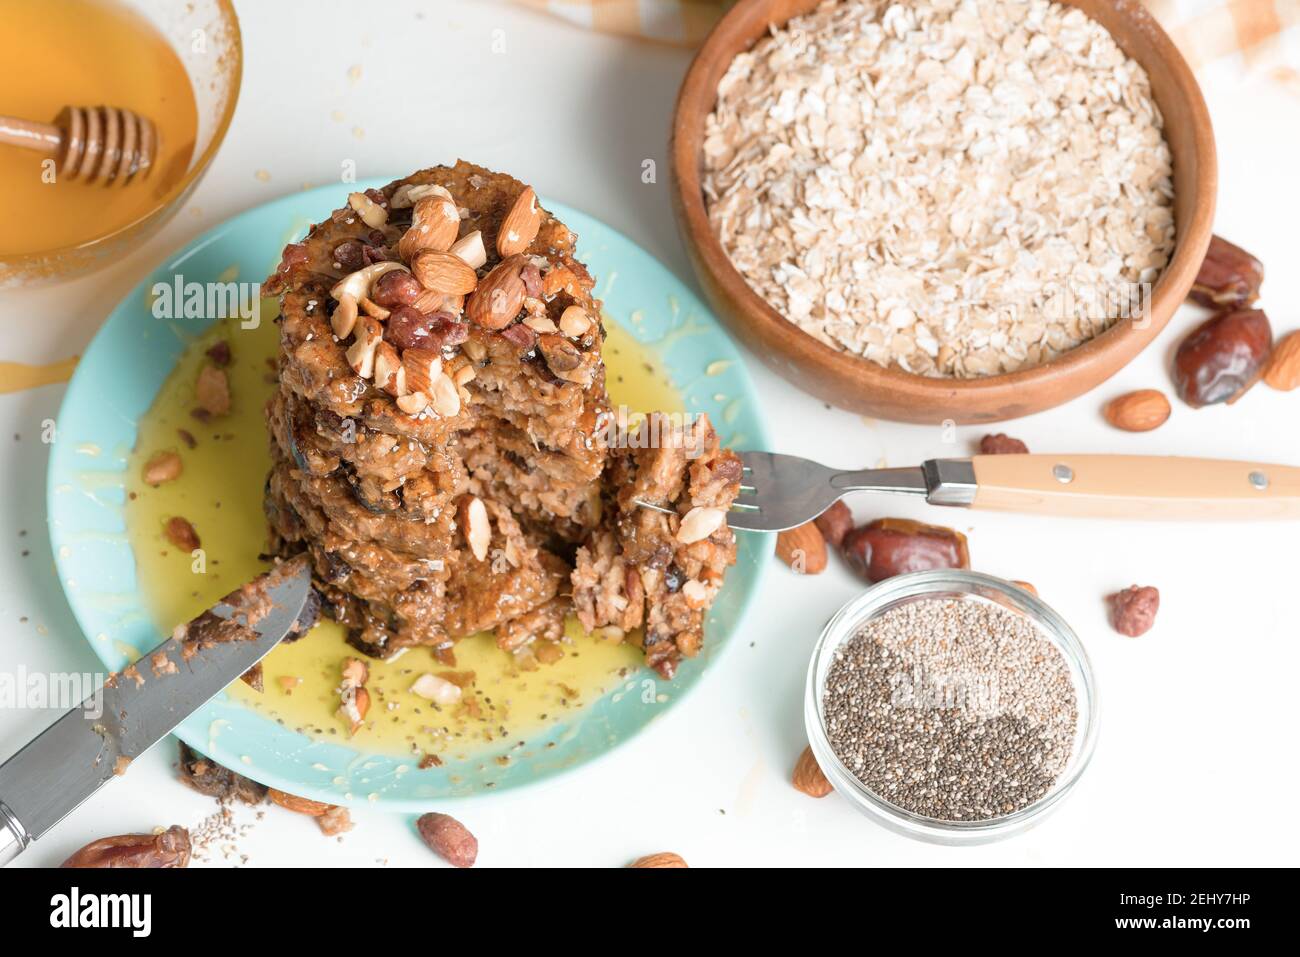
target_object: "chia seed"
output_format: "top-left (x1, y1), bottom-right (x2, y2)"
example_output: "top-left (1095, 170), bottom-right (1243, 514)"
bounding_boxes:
top-left (822, 598), bottom-right (1077, 822)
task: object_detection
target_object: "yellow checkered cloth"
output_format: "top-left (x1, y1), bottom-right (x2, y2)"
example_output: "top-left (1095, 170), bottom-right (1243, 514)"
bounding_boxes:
top-left (521, 0), bottom-right (1300, 77)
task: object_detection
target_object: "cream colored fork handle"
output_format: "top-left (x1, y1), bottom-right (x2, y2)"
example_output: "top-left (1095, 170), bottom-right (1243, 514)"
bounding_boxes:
top-left (969, 455), bottom-right (1300, 520)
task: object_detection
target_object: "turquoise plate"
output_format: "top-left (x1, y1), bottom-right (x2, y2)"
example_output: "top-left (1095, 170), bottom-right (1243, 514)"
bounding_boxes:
top-left (47, 181), bottom-right (772, 810)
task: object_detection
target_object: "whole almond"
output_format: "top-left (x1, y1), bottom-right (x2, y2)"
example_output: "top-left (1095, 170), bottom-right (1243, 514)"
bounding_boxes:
top-left (1103, 389), bottom-right (1171, 432)
top-left (776, 522), bottom-right (827, 575)
top-left (1011, 580), bottom-right (1039, 597)
top-left (465, 255), bottom-right (527, 330)
top-left (628, 852), bottom-right (688, 868)
top-left (497, 185), bottom-right (542, 257)
top-left (398, 195), bottom-right (459, 262)
top-left (267, 788), bottom-right (334, 817)
top-left (411, 250), bottom-right (478, 296)
top-left (1263, 330), bottom-right (1300, 391)
top-left (792, 745), bottom-right (833, 798)
top-left (416, 812), bottom-right (478, 868)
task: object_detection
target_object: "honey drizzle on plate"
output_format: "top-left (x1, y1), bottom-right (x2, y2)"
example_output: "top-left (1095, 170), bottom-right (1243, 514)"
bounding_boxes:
top-left (124, 306), bottom-right (678, 760)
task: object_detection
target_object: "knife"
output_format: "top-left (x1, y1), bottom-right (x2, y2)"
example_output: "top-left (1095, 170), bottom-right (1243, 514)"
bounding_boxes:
top-left (0, 558), bottom-right (313, 866)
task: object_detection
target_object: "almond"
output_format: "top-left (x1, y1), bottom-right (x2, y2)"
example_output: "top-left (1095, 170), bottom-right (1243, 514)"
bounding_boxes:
top-left (396, 391), bottom-right (429, 416)
top-left (430, 373), bottom-right (462, 418)
top-left (676, 506), bottom-right (726, 544)
top-left (318, 806), bottom-right (353, 836)
top-left (412, 289), bottom-right (463, 316)
top-left (416, 813), bottom-right (477, 868)
top-left (195, 365), bottom-right (231, 416)
top-left (143, 450), bottom-right (183, 486)
top-left (628, 852), bottom-right (688, 868)
top-left (390, 182), bottom-right (452, 209)
top-left (268, 788), bottom-right (334, 817)
top-left (410, 672), bottom-right (462, 705)
top-left (411, 250), bottom-right (478, 296)
top-left (776, 522), bottom-right (827, 574)
top-left (1264, 330), bottom-right (1300, 391)
top-left (398, 195), bottom-right (460, 262)
top-left (460, 495), bottom-right (491, 561)
top-left (1012, 580), bottom-right (1039, 596)
top-left (1103, 389), bottom-right (1171, 432)
top-left (402, 348), bottom-right (442, 395)
top-left (449, 230), bottom-right (487, 269)
top-left (465, 255), bottom-right (527, 330)
top-left (559, 304), bottom-right (592, 338)
top-left (792, 745), bottom-right (833, 798)
top-left (345, 316), bottom-right (384, 378)
top-left (497, 185), bottom-right (542, 257)
top-left (373, 341), bottom-right (406, 396)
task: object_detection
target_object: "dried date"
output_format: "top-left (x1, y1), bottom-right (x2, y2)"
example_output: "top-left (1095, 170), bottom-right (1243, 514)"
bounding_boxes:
top-left (1172, 308), bottom-right (1272, 407)
top-left (840, 518), bottom-right (970, 583)
top-left (61, 825), bottom-right (191, 868)
top-left (1188, 235), bottom-right (1263, 309)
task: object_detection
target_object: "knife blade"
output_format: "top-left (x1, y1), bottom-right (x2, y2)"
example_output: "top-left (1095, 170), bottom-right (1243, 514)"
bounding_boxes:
top-left (0, 558), bottom-right (313, 865)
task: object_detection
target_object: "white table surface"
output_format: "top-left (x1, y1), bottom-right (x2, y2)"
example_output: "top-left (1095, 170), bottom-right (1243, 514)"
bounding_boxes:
top-left (2, 0), bottom-right (1298, 868)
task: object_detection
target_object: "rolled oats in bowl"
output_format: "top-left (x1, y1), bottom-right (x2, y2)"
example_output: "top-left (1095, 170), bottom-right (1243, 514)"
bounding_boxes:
top-left (702, 0), bottom-right (1177, 378)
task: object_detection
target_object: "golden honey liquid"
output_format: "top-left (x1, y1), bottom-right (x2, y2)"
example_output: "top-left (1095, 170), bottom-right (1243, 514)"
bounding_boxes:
top-left (124, 308), bottom-right (679, 760)
top-left (0, 0), bottom-right (198, 256)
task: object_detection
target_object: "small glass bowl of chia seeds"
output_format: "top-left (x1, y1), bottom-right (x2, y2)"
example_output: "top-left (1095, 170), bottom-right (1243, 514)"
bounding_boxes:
top-left (805, 570), bottom-right (1098, 845)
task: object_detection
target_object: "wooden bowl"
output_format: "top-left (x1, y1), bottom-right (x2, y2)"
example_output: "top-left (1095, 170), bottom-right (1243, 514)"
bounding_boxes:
top-left (671, 0), bottom-right (1216, 424)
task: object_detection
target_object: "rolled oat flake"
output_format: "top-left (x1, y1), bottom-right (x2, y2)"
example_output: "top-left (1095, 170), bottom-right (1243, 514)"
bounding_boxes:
top-left (823, 598), bottom-right (1077, 821)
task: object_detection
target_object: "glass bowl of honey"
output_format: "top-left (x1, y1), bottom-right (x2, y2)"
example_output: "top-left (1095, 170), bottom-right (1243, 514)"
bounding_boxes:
top-left (0, 0), bottom-right (241, 287)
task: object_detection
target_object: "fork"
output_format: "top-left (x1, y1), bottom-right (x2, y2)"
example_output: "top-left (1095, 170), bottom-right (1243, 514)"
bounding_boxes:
top-left (708, 452), bottom-right (1300, 531)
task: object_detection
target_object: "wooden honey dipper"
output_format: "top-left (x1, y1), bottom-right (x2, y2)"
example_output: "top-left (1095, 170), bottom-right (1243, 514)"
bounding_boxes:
top-left (0, 104), bottom-right (158, 186)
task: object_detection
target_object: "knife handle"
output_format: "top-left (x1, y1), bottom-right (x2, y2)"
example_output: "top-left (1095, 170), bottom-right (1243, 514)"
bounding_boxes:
top-left (965, 454), bottom-right (1300, 520)
top-left (0, 800), bottom-right (29, 866)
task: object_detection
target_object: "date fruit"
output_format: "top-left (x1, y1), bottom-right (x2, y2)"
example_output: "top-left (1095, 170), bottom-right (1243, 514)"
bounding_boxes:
top-left (61, 825), bottom-right (191, 868)
top-left (1172, 308), bottom-right (1272, 408)
top-left (1107, 585), bottom-right (1160, 637)
top-left (813, 499), bottom-right (853, 549)
top-left (1188, 235), bottom-right (1263, 309)
top-left (840, 518), bottom-right (970, 583)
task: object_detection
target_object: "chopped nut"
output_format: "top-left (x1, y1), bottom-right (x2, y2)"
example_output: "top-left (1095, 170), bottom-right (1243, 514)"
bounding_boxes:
top-left (142, 450), bottom-right (182, 486)
top-left (402, 348), bottom-right (442, 395)
top-left (331, 293), bottom-right (359, 338)
top-left (396, 391), bottom-right (430, 416)
top-left (676, 506), bottom-right (726, 544)
top-left (449, 230), bottom-right (487, 269)
top-left (430, 373), bottom-right (462, 417)
top-left (195, 365), bottom-right (231, 416)
top-left (390, 182), bottom-right (452, 209)
top-left (347, 190), bottom-right (388, 228)
top-left (559, 305), bottom-right (592, 338)
top-left (330, 261), bottom-right (408, 303)
top-left (410, 672), bottom-right (463, 705)
top-left (345, 316), bottom-right (384, 379)
top-left (373, 341), bottom-right (406, 396)
top-left (461, 496), bottom-right (491, 561)
top-left (164, 516), bottom-right (200, 551)
top-left (318, 806), bottom-right (353, 836)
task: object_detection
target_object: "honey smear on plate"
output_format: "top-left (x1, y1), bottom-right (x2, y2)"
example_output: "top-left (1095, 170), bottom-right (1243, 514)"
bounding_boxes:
top-left (124, 307), bottom-right (679, 761)
top-left (0, 0), bottom-right (198, 256)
